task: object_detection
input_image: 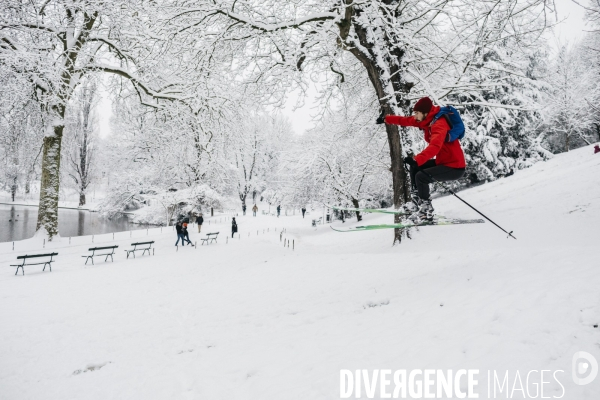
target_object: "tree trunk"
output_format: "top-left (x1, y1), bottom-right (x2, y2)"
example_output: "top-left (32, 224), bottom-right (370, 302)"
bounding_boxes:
top-left (351, 198), bottom-right (363, 222)
top-left (341, 5), bottom-right (413, 244)
top-left (11, 178), bottom-right (17, 202)
top-left (79, 193), bottom-right (86, 207)
top-left (36, 125), bottom-right (64, 239)
top-left (344, 54), bottom-right (410, 244)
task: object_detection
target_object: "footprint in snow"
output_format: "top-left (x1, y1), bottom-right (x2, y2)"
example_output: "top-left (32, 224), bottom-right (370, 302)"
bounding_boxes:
top-left (73, 361), bottom-right (111, 375)
top-left (363, 299), bottom-right (390, 309)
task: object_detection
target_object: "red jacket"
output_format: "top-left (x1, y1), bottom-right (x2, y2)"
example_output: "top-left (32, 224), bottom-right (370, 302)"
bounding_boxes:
top-left (385, 105), bottom-right (466, 168)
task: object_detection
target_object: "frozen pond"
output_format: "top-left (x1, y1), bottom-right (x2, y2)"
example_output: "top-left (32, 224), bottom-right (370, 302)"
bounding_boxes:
top-left (0, 204), bottom-right (152, 243)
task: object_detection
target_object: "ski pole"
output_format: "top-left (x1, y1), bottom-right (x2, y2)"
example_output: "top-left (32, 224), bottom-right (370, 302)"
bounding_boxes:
top-left (421, 170), bottom-right (516, 240)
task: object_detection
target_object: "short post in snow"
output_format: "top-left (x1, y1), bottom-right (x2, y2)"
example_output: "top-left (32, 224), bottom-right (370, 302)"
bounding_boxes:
top-left (113, 232), bottom-right (115, 240)
top-left (293, 240), bottom-right (295, 250)
top-left (130, 230), bottom-right (132, 238)
top-left (12, 242), bottom-right (14, 251)
top-left (43, 239), bottom-right (45, 248)
top-left (92, 235), bottom-right (94, 243)
top-left (147, 229), bottom-right (148, 235)
top-left (195, 241), bottom-right (197, 248)
top-left (69, 237), bottom-right (71, 244)
top-left (226, 236), bottom-right (228, 244)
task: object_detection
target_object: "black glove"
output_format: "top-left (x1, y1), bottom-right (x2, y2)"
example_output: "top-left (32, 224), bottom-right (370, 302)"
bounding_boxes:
top-left (376, 111), bottom-right (386, 125)
top-left (403, 157), bottom-right (417, 168)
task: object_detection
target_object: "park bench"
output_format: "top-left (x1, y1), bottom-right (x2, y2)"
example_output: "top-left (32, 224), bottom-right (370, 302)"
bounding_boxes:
top-left (312, 217), bottom-right (322, 227)
top-left (124, 241), bottom-right (154, 259)
top-left (10, 252), bottom-right (58, 275)
top-left (82, 245), bottom-right (118, 265)
top-left (200, 232), bottom-right (219, 245)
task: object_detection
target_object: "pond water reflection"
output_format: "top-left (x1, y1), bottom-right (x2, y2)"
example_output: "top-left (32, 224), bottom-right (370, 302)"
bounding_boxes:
top-left (0, 204), bottom-right (152, 242)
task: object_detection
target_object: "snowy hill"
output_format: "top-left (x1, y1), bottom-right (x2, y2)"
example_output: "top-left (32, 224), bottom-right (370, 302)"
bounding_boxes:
top-left (1, 145), bottom-right (599, 400)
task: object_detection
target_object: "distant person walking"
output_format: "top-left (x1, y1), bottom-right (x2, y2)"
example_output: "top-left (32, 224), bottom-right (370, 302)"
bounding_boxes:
top-left (231, 217), bottom-right (238, 238)
top-left (277, 205), bottom-right (281, 217)
top-left (242, 204), bottom-right (247, 215)
top-left (182, 221), bottom-right (192, 245)
top-left (175, 222), bottom-right (186, 246)
top-left (252, 204), bottom-right (258, 216)
top-left (196, 213), bottom-right (204, 233)
top-left (301, 207), bottom-right (306, 218)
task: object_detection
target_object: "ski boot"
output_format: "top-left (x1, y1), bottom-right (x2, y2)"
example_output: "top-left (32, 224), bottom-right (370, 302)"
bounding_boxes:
top-left (400, 189), bottom-right (421, 214)
top-left (410, 198), bottom-right (435, 223)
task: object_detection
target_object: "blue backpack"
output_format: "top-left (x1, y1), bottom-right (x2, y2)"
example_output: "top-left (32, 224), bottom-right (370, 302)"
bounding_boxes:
top-left (430, 106), bottom-right (465, 142)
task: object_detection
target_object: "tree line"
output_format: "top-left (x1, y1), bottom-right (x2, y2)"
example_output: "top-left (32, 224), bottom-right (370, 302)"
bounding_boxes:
top-left (1, 0), bottom-right (599, 243)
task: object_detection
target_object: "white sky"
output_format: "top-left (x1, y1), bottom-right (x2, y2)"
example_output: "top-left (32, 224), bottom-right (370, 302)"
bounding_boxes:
top-left (98, 0), bottom-right (589, 138)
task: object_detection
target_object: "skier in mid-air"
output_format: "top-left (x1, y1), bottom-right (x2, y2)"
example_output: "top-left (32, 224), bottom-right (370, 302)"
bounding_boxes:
top-left (377, 97), bottom-right (466, 221)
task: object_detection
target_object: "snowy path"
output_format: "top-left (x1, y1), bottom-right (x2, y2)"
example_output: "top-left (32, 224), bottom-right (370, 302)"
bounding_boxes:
top-left (1, 146), bottom-right (599, 399)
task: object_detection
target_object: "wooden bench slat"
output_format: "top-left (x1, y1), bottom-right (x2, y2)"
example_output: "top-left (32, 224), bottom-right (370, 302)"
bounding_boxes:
top-left (87, 246), bottom-right (118, 251)
top-left (16, 252), bottom-right (58, 259)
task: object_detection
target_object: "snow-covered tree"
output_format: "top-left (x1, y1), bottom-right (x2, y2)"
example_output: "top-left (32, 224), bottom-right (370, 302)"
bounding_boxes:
top-left (543, 44), bottom-right (596, 152)
top-left (0, 0), bottom-right (185, 238)
top-left (224, 111), bottom-right (290, 210)
top-left (159, 0), bottom-right (554, 243)
top-left (63, 80), bottom-right (98, 206)
top-left (288, 73), bottom-right (391, 221)
top-left (0, 75), bottom-right (44, 200)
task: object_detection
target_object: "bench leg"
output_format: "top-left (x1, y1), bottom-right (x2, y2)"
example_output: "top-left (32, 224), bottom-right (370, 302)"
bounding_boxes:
top-left (16, 265), bottom-right (24, 276)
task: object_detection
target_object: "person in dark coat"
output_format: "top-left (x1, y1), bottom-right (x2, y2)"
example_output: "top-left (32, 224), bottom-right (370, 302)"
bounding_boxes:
top-left (231, 217), bottom-right (238, 238)
top-left (277, 205), bottom-right (281, 217)
top-left (196, 213), bottom-right (204, 233)
top-left (182, 221), bottom-right (192, 245)
top-left (175, 222), bottom-right (186, 246)
top-left (242, 204), bottom-right (247, 215)
top-left (301, 207), bottom-right (306, 218)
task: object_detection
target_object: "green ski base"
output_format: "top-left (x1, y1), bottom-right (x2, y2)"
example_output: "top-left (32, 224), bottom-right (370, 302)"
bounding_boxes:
top-left (330, 218), bottom-right (485, 232)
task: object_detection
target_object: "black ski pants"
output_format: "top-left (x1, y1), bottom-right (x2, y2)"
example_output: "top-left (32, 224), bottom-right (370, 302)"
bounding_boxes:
top-left (409, 160), bottom-right (465, 200)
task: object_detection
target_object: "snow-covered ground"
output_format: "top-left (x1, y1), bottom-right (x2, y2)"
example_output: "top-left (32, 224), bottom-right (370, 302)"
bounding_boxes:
top-left (1, 145), bottom-right (599, 400)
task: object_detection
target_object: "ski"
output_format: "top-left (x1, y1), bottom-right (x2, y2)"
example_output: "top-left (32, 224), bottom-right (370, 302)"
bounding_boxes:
top-left (326, 204), bottom-right (446, 219)
top-left (326, 204), bottom-right (413, 216)
top-left (330, 218), bottom-right (485, 232)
